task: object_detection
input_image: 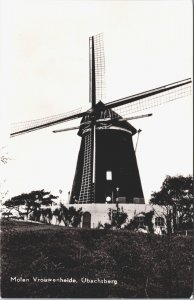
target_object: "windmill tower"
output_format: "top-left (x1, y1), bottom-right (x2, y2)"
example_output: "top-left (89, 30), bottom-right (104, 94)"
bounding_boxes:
top-left (70, 101), bottom-right (144, 204)
top-left (10, 34), bottom-right (191, 208)
top-left (69, 34), bottom-right (144, 204)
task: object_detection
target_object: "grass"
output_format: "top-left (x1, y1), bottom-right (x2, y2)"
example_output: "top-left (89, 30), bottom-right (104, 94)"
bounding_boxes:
top-left (1, 219), bottom-right (193, 298)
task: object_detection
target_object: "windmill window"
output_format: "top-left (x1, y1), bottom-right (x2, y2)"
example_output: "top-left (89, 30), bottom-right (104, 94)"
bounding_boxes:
top-left (106, 171), bottom-right (112, 180)
top-left (155, 217), bottom-right (165, 227)
top-left (135, 216), bottom-right (145, 227)
top-left (82, 212), bottom-right (91, 228)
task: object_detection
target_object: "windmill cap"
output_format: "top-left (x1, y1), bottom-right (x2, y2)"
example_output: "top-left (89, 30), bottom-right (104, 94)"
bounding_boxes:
top-left (78, 101), bottom-right (137, 136)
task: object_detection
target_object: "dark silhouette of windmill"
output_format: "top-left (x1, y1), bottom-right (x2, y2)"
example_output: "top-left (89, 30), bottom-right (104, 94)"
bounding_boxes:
top-left (10, 33), bottom-right (191, 204)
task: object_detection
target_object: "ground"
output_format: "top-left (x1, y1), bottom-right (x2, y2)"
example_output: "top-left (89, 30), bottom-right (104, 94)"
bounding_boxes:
top-left (1, 219), bottom-right (193, 298)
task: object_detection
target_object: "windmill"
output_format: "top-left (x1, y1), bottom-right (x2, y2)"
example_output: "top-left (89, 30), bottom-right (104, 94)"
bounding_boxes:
top-left (10, 33), bottom-right (191, 205)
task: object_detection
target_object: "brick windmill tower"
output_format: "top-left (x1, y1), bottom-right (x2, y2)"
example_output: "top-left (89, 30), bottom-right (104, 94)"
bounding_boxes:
top-left (11, 34), bottom-right (191, 209)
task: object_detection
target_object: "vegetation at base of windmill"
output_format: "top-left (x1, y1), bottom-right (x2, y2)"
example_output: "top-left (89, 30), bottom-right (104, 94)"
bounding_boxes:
top-left (29, 209), bottom-right (42, 222)
top-left (2, 211), bottom-right (13, 219)
top-left (3, 195), bottom-right (27, 218)
top-left (142, 211), bottom-right (154, 233)
top-left (40, 208), bottom-right (53, 224)
top-left (103, 222), bottom-right (112, 229)
top-left (1, 219), bottom-right (193, 298)
top-left (3, 190), bottom-right (58, 220)
top-left (53, 204), bottom-right (83, 227)
top-left (53, 207), bottom-right (63, 223)
top-left (150, 175), bottom-right (193, 232)
top-left (150, 175), bottom-right (193, 298)
top-left (123, 210), bottom-right (154, 233)
top-left (106, 204), bottom-right (128, 229)
top-left (0, 218), bottom-right (16, 235)
top-left (96, 221), bottom-right (103, 229)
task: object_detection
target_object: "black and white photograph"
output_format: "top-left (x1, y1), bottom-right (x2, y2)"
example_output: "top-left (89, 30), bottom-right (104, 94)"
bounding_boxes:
top-left (0, 0), bottom-right (193, 298)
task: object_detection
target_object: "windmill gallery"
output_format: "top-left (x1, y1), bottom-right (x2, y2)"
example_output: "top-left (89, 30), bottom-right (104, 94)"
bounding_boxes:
top-left (10, 34), bottom-right (191, 229)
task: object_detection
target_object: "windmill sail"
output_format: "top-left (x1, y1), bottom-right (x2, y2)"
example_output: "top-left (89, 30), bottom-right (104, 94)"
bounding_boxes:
top-left (89, 33), bottom-right (105, 105)
top-left (10, 78), bottom-right (191, 137)
top-left (72, 33), bottom-right (106, 204)
top-left (10, 108), bottom-right (84, 137)
top-left (106, 78), bottom-right (191, 118)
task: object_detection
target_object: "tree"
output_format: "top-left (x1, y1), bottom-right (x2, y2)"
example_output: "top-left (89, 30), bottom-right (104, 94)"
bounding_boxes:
top-left (53, 204), bottom-right (83, 227)
top-left (4, 190), bottom-right (58, 220)
top-left (150, 175), bottom-right (193, 232)
top-left (108, 202), bottom-right (128, 229)
top-left (3, 195), bottom-right (26, 218)
top-left (40, 208), bottom-right (53, 224)
top-left (143, 211), bottom-right (154, 233)
top-left (69, 207), bottom-right (83, 227)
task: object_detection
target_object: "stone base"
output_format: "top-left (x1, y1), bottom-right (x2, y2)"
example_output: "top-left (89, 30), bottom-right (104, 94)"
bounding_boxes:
top-left (65, 203), bottom-right (166, 229)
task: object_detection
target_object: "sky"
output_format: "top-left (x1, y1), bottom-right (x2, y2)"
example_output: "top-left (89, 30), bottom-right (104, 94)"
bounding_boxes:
top-left (0, 0), bottom-right (193, 204)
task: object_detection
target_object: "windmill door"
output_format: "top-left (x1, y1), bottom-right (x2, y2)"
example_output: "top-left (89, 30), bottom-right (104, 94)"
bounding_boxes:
top-left (82, 212), bottom-right (91, 228)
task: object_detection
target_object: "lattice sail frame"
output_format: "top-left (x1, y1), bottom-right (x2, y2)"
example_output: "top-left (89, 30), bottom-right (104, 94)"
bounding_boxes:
top-left (10, 108), bottom-right (83, 137)
top-left (89, 33), bottom-right (106, 103)
top-left (112, 83), bottom-right (191, 119)
top-left (10, 81), bottom-right (191, 136)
